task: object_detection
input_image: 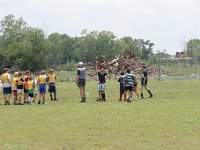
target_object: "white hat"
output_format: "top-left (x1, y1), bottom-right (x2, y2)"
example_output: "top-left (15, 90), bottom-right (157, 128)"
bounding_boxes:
top-left (77, 62), bottom-right (83, 66)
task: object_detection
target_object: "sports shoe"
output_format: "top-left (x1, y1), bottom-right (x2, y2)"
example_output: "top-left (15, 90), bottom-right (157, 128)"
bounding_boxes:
top-left (96, 98), bottom-right (102, 101)
top-left (5, 101), bottom-right (10, 105)
top-left (148, 95), bottom-right (153, 98)
top-left (38, 101), bottom-right (41, 104)
top-left (42, 101), bottom-right (47, 105)
top-left (127, 98), bottom-right (132, 102)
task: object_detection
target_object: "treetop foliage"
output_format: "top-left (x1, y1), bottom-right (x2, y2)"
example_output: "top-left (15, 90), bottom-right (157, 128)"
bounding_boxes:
top-left (4, 14), bottom-right (200, 72)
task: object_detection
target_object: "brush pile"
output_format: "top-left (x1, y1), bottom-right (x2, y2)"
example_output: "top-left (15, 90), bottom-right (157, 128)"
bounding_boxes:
top-left (88, 51), bottom-right (158, 78)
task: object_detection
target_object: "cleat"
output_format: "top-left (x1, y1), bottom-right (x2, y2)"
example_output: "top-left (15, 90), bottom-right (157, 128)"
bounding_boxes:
top-left (38, 101), bottom-right (41, 104)
top-left (96, 98), bottom-right (102, 101)
top-left (148, 95), bottom-right (153, 98)
top-left (80, 100), bottom-right (86, 103)
top-left (127, 98), bottom-right (132, 102)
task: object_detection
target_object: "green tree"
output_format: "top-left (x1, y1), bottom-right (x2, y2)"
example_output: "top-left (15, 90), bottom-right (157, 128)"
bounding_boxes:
top-left (186, 39), bottom-right (200, 60)
top-left (0, 15), bottom-right (48, 71)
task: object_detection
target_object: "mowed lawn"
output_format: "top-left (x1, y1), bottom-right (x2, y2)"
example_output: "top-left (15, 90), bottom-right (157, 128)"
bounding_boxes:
top-left (0, 79), bottom-right (200, 150)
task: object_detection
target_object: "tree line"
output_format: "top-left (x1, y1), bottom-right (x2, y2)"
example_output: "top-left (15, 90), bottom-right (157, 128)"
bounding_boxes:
top-left (0, 14), bottom-right (199, 71)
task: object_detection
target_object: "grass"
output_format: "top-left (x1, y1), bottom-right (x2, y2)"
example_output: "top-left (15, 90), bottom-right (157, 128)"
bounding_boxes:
top-left (0, 79), bottom-right (200, 150)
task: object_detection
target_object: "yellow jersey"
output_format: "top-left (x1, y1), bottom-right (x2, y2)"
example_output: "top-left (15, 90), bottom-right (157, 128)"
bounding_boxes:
top-left (12, 77), bottom-right (19, 87)
top-left (27, 80), bottom-right (34, 90)
top-left (2, 73), bottom-right (10, 83)
top-left (38, 75), bottom-right (47, 84)
top-left (48, 74), bottom-right (56, 83)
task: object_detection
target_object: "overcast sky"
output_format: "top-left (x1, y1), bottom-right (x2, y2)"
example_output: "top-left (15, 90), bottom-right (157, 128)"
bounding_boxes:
top-left (0, 0), bottom-right (200, 54)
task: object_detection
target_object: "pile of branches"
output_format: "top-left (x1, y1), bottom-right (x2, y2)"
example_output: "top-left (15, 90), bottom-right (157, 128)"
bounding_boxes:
top-left (88, 50), bottom-right (158, 78)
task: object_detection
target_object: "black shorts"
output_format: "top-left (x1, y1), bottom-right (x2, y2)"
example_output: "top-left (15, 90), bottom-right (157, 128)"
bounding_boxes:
top-left (120, 87), bottom-right (125, 94)
top-left (24, 89), bottom-right (28, 93)
top-left (124, 86), bottom-right (133, 91)
top-left (78, 79), bottom-right (86, 87)
top-left (3, 87), bottom-right (12, 94)
top-left (29, 94), bottom-right (34, 97)
top-left (141, 79), bottom-right (148, 86)
top-left (49, 85), bottom-right (56, 93)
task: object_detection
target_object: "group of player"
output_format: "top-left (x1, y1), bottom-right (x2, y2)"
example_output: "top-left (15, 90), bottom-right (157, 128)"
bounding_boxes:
top-left (1, 68), bottom-right (57, 105)
top-left (117, 66), bottom-right (153, 102)
top-left (76, 62), bottom-right (153, 103)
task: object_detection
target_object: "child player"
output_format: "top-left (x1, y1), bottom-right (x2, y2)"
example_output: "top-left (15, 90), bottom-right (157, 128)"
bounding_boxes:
top-left (12, 72), bottom-right (19, 105)
top-left (48, 69), bottom-right (57, 101)
top-left (1, 68), bottom-right (12, 105)
top-left (38, 70), bottom-right (48, 104)
top-left (23, 70), bottom-right (30, 104)
top-left (34, 73), bottom-right (40, 103)
top-left (76, 62), bottom-right (86, 103)
top-left (97, 67), bottom-right (107, 101)
top-left (118, 71), bottom-right (126, 101)
top-left (140, 65), bottom-right (153, 99)
top-left (17, 72), bottom-right (24, 105)
top-left (27, 76), bottom-right (35, 104)
top-left (132, 76), bottom-right (141, 99)
top-left (124, 68), bottom-right (135, 102)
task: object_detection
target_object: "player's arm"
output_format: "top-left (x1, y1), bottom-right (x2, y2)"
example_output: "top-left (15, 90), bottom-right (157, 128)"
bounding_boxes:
top-left (55, 75), bottom-right (57, 83)
top-left (76, 70), bottom-right (80, 83)
top-left (118, 77), bottom-right (121, 82)
top-left (46, 76), bottom-right (48, 84)
top-left (33, 81), bottom-right (35, 89)
top-left (37, 77), bottom-right (40, 85)
top-left (8, 74), bottom-right (12, 84)
top-left (0, 80), bottom-right (2, 92)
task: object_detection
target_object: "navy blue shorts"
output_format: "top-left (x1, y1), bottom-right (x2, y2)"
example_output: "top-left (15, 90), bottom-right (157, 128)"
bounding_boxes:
top-left (78, 79), bottom-right (86, 87)
top-left (141, 79), bottom-right (148, 86)
top-left (39, 84), bottom-right (46, 94)
top-left (124, 86), bottom-right (133, 91)
top-left (120, 87), bottom-right (125, 94)
top-left (3, 87), bottom-right (12, 94)
top-left (49, 85), bottom-right (56, 93)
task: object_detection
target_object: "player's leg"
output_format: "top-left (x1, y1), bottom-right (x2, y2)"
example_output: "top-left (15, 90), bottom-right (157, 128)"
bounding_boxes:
top-left (38, 86), bottom-right (43, 104)
top-left (42, 87), bottom-right (46, 104)
top-left (144, 85), bottom-right (153, 98)
top-left (140, 85), bottom-right (144, 99)
top-left (13, 90), bottom-right (18, 104)
top-left (101, 84), bottom-right (106, 101)
top-left (3, 88), bottom-right (8, 105)
top-left (53, 86), bottom-right (57, 101)
top-left (49, 85), bottom-right (53, 101)
top-left (127, 87), bottom-right (133, 102)
top-left (80, 86), bottom-right (85, 102)
top-left (79, 79), bottom-right (86, 103)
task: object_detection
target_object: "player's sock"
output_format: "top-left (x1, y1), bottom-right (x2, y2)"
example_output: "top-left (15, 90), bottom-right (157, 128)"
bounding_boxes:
top-left (50, 94), bottom-right (53, 101)
top-left (124, 93), bottom-right (126, 101)
top-left (141, 93), bottom-right (144, 99)
top-left (148, 90), bottom-right (153, 98)
top-left (80, 97), bottom-right (86, 103)
top-left (101, 93), bottom-right (106, 101)
top-left (54, 94), bottom-right (57, 101)
top-left (38, 100), bottom-right (40, 104)
top-left (126, 95), bottom-right (129, 101)
top-left (119, 94), bottom-right (122, 101)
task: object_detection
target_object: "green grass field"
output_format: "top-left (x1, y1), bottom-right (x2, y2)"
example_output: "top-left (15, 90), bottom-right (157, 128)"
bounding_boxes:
top-left (0, 79), bottom-right (200, 150)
